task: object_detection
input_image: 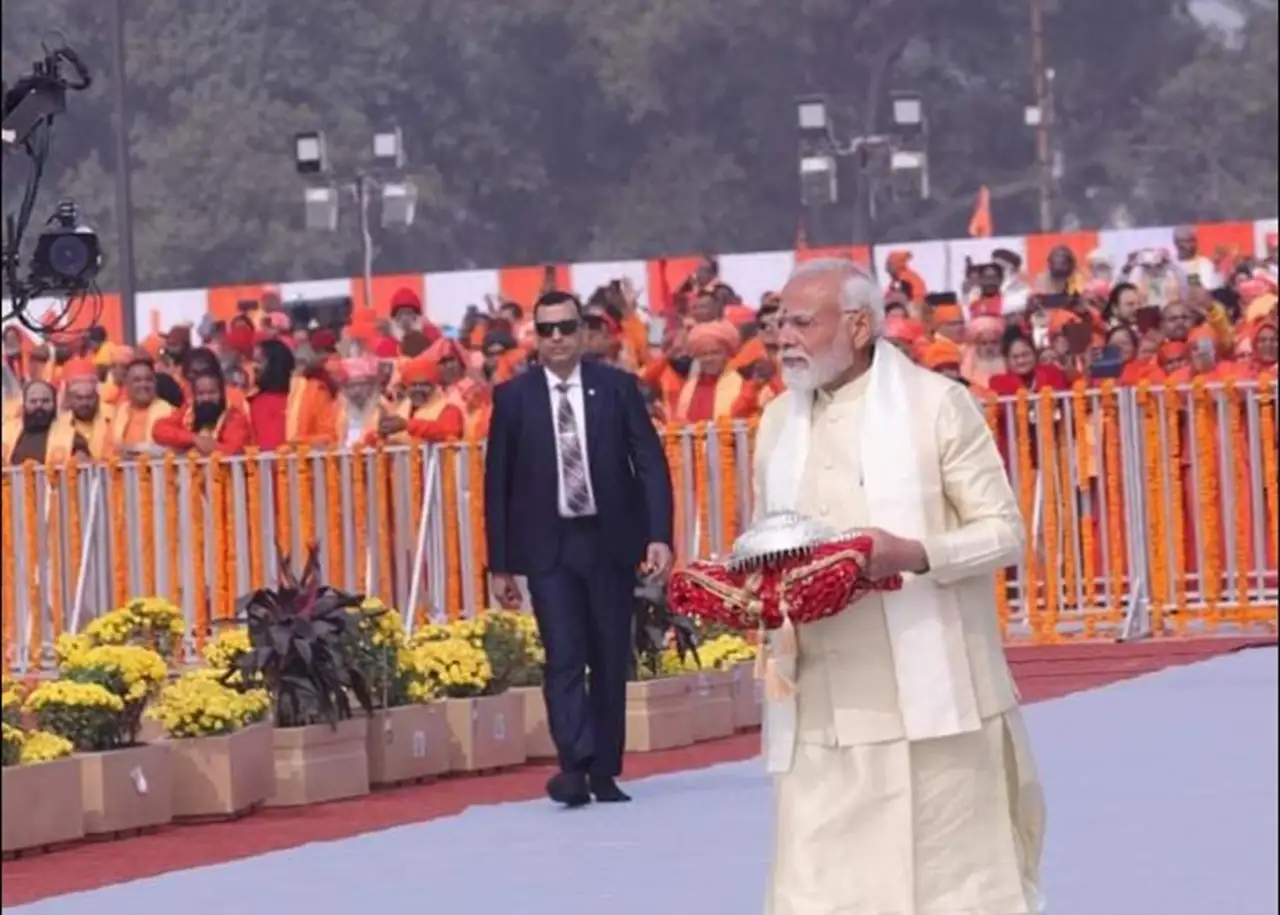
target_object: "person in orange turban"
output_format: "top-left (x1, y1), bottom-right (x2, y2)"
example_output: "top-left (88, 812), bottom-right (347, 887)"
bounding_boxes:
top-left (55, 357), bottom-right (115, 459)
top-left (675, 320), bottom-right (756, 422)
top-left (374, 354), bottom-right (464, 444)
top-left (962, 315), bottom-right (1007, 387)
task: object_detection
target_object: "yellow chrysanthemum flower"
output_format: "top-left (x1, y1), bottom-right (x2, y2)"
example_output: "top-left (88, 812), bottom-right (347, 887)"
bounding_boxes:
top-left (19, 730), bottom-right (74, 764)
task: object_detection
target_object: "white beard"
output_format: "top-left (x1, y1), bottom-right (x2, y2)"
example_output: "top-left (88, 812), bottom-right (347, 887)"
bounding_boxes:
top-left (780, 346), bottom-right (854, 392)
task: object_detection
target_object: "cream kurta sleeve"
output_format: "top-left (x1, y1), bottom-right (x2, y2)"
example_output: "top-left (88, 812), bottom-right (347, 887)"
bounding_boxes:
top-left (920, 384), bottom-right (1024, 585)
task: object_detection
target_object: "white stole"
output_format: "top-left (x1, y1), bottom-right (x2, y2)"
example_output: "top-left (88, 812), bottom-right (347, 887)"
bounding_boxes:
top-left (761, 340), bottom-right (980, 773)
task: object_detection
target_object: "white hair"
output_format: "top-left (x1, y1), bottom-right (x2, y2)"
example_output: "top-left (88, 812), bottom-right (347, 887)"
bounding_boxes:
top-left (785, 257), bottom-right (885, 334)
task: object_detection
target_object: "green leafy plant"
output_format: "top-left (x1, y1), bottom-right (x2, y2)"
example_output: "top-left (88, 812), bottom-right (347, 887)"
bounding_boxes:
top-left (632, 576), bottom-right (700, 680)
top-left (227, 546), bottom-right (374, 728)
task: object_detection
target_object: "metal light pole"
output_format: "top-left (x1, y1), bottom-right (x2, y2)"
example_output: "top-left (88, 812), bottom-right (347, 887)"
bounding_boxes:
top-left (295, 129), bottom-right (415, 313)
top-left (1030, 0), bottom-right (1054, 233)
top-left (110, 0), bottom-right (139, 342)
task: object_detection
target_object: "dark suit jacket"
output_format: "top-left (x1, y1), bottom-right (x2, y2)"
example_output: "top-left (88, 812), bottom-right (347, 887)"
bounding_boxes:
top-left (483, 361), bottom-right (674, 577)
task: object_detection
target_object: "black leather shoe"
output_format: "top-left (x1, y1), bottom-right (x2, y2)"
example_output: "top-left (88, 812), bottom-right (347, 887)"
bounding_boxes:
top-left (546, 771), bottom-right (591, 808)
top-left (588, 774), bottom-right (631, 803)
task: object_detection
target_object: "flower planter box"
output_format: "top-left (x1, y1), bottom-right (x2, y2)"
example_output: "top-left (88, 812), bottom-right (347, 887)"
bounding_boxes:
top-left (2, 756), bottom-right (85, 853)
top-left (731, 661), bottom-right (762, 730)
top-left (267, 717), bottom-right (369, 808)
top-left (367, 704), bottom-right (450, 786)
top-left (166, 721), bottom-right (275, 820)
top-left (512, 686), bottom-right (557, 761)
top-left (688, 670), bottom-right (735, 742)
top-left (80, 743), bottom-right (174, 836)
top-left (443, 692), bottom-right (527, 772)
top-left (625, 676), bottom-right (693, 753)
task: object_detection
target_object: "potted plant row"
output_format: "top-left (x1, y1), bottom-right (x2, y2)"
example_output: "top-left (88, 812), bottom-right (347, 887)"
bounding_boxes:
top-left (3, 680), bottom-right (83, 854)
top-left (408, 616), bottom-right (526, 772)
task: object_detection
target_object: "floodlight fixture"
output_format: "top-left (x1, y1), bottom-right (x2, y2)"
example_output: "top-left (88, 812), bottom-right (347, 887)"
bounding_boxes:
top-left (372, 127), bottom-right (405, 168)
top-left (380, 181), bottom-right (418, 228)
top-left (891, 93), bottom-right (924, 129)
top-left (294, 131), bottom-right (326, 175)
top-left (303, 186), bottom-right (339, 231)
top-left (799, 155), bottom-right (837, 206)
top-left (796, 95), bottom-right (830, 141)
top-left (1024, 106), bottom-right (1042, 127)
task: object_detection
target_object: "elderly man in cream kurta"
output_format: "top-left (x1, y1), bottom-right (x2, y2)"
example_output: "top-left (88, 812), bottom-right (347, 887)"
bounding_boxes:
top-left (756, 259), bottom-right (1045, 915)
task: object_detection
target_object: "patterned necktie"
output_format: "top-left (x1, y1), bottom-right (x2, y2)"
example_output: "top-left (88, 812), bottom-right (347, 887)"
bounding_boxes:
top-left (555, 382), bottom-right (594, 516)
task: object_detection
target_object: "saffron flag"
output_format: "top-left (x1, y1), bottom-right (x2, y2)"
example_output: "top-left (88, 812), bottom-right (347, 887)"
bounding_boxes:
top-left (968, 185), bottom-right (993, 238)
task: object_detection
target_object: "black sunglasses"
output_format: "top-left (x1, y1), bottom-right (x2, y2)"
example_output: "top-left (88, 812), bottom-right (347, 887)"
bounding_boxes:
top-left (535, 319), bottom-right (580, 338)
top-left (583, 314), bottom-right (607, 331)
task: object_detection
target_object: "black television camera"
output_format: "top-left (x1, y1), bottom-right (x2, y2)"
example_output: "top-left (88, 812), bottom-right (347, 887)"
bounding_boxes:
top-left (2, 40), bottom-right (98, 333)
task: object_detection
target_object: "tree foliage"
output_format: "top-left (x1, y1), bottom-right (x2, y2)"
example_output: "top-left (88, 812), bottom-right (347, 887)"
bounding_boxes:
top-left (2, 0), bottom-right (1275, 293)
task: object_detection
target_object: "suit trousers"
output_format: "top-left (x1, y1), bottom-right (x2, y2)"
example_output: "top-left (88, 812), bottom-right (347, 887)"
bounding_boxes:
top-left (526, 516), bottom-right (636, 777)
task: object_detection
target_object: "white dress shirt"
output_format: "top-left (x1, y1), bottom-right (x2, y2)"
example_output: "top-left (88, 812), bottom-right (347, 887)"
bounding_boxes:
top-left (544, 364), bottom-right (598, 518)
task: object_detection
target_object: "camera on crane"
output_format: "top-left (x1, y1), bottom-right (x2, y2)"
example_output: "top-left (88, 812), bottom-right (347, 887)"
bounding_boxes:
top-left (29, 201), bottom-right (102, 289)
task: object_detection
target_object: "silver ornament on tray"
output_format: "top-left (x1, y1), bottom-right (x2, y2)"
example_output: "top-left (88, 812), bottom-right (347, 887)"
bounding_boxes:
top-left (725, 511), bottom-right (839, 571)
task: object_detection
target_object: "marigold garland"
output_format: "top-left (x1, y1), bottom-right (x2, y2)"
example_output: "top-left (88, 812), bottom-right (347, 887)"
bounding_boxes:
top-left (137, 455), bottom-right (156, 596)
top-left (692, 425), bottom-right (710, 559)
top-left (664, 428), bottom-right (686, 565)
top-left (1071, 386), bottom-right (1096, 624)
top-left (374, 446), bottom-right (393, 603)
top-left (108, 457), bottom-right (127, 609)
top-left (273, 450), bottom-right (292, 562)
top-left (439, 445), bottom-right (463, 619)
top-left (1099, 384), bottom-right (1125, 622)
top-left (47, 465), bottom-right (65, 652)
top-left (187, 451), bottom-right (208, 649)
top-left (352, 446), bottom-right (369, 592)
top-left (1163, 384), bottom-right (1187, 628)
top-left (244, 448), bottom-right (263, 590)
top-left (297, 445), bottom-right (316, 556)
top-left (1137, 385), bottom-right (1168, 634)
top-left (716, 419), bottom-right (738, 551)
top-left (1192, 379), bottom-right (1223, 624)
top-left (1258, 379), bottom-right (1278, 582)
top-left (163, 453), bottom-right (181, 609)
top-left (1036, 389), bottom-right (1060, 641)
top-left (1013, 393), bottom-right (1039, 630)
top-left (2, 473), bottom-right (14, 674)
top-left (209, 455), bottom-right (230, 621)
top-left (1225, 381), bottom-right (1250, 618)
top-left (1056, 396), bottom-right (1079, 628)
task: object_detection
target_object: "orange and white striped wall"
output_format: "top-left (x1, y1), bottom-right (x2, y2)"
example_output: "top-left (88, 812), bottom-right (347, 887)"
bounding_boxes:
top-left (8, 217), bottom-right (1277, 343)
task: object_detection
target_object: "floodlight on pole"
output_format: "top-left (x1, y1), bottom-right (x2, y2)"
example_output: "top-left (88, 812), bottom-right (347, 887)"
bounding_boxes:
top-left (303, 186), bottom-right (339, 231)
top-left (372, 127), bottom-right (405, 169)
top-left (294, 131), bottom-right (327, 175)
top-left (796, 95), bottom-right (830, 141)
top-left (891, 93), bottom-right (924, 129)
top-left (799, 154), bottom-right (837, 206)
top-left (380, 181), bottom-right (418, 228)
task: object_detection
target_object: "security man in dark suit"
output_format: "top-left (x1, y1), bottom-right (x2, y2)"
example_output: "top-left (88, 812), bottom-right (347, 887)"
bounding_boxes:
top-left (484, 290), bottom-right (674, 807)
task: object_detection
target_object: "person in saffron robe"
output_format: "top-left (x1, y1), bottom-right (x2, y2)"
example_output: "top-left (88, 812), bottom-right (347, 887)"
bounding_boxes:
top-left (2, 381), bottom-right (90, 465)
top-left (112, 357), bottom-right (175, 455)
top-left (248, 338), bottom-right (295, 451)
top-left (331, 356), bottom-right (383, 448)
top-left (960, 315), bottom-right (1007, 388)
top-left (1246, 318), bottom-right (1279, 376)
top-left (930, 303), bottom-right (966, 344)
top-left (674, 320), bottom-right (756, 422)
top-left (55, 359), bottom-right (115, 459)
top-left (375, 355), bottom-right (465, 444)
top-left (153, 372), bottom-right (252, 456)
top-left (966, 262), bottom-right (1006, 318)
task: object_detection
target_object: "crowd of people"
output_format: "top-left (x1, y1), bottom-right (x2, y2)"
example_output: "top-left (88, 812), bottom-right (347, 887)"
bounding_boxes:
top-left (1, 225), bottom-right (1276, 467)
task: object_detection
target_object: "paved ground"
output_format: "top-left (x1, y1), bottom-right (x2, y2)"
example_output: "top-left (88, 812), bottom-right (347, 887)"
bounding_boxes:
top-left (9, 646), bottom-right (1276, 915)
